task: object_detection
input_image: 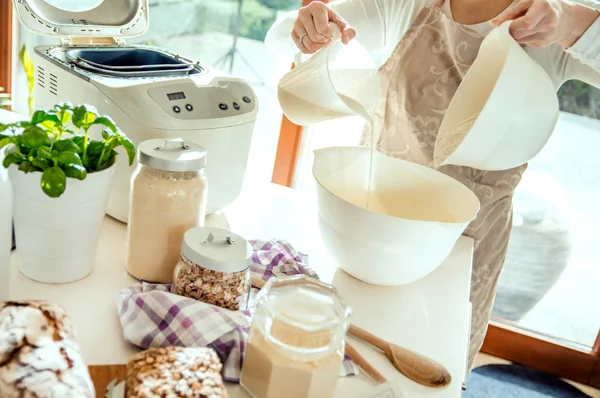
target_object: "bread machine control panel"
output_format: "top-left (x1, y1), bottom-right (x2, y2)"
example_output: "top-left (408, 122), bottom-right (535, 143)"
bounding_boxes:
top-left (147, 80), bottom-right (257, 120)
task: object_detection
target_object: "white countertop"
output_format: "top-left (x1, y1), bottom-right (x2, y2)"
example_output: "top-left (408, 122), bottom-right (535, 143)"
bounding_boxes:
top-left (9, 182), bottom-right (473, 398)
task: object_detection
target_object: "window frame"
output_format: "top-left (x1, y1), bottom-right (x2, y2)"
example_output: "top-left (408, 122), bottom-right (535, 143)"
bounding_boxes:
top-left (0, 1), bottom-right (13, 103)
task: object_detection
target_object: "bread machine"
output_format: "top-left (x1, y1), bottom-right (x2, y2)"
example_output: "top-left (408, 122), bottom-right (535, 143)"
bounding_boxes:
top-left (13, 0), bottom-right (257, 222)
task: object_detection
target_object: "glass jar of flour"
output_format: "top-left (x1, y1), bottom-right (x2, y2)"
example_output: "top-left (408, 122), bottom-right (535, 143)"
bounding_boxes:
top-left (240, 275), bottom-right (352, 398)
top-left (126, 138), bottom-right (208, 283)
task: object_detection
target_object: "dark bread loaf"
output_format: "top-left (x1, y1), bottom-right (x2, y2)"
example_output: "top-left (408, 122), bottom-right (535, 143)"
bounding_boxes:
top-left (0, 301), bottom-right (94, 397)
top-left (125, 346), bottom-right (228, 397)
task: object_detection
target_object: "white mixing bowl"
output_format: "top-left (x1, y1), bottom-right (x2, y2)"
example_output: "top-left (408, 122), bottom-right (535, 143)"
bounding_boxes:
top-left (313, 147), bottom-right (480, 286)
top-left (434, 21), bottom-right (559, 171)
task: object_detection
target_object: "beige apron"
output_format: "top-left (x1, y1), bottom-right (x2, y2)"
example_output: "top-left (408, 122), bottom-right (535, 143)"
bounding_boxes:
top-left (362, 3), bottom-right (527, 369)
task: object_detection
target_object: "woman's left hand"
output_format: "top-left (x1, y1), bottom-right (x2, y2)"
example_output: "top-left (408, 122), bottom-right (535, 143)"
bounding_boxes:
top-left (491, 0), bottom-right (600, 48)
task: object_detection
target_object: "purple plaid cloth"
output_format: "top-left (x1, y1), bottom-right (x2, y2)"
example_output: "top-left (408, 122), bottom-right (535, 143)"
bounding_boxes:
top-left (117, 239), bottom-right (358, 383)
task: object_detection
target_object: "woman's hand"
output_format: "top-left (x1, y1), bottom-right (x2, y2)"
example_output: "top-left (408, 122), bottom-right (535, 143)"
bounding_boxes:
top-left (291, 1), bottom-right (356, 54)
top-left (491, 0), bottom-right (600, 48)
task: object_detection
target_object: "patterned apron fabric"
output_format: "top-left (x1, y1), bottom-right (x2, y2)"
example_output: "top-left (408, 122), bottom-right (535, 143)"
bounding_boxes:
top-left (362, 4), bottom-right (528, 369)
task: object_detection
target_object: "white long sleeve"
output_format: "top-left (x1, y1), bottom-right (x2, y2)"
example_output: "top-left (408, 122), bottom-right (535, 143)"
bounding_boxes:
top-left (264, 0), bottom-right (421, 67)
top-left (561, 2), bottom-right (600, 87)
top-left (264, 0), bottom-right (600, 88)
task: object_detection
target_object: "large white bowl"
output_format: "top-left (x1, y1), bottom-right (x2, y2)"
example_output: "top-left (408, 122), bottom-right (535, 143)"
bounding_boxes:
top-left (313, 147), bottom-right (480, 286)
top-left (434, 21), bottom-right (559, 171)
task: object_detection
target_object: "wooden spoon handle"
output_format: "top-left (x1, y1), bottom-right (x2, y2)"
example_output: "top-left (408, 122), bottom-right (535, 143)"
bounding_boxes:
top-left (387, 344), bottom-right (452, 388)
top-left (348, 324), bottom-right (452, 388)
top-left (348, 324), bottom-right (388, 351)
top-left (345, 342), bottom-right (387, 385)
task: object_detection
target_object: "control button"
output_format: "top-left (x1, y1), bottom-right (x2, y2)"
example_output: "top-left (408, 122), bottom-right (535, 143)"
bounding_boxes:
top-left (173, 105), bottom-right (181, 113)
top-left (242, 96), bottom-right (251, 103)
top-left (185, 104), bottom-right (193, 111)
top-left (233, 102), bottom-right (240, 110)
top-left (219, 103), bottom-right (228, 111)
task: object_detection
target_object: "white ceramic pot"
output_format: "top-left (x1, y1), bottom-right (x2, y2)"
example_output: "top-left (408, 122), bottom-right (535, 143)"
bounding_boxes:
top-left (313, 146), bottom-right (480, 286)
top-left (9, 165), bottom-right (115, 284)
top-left (434, 21), bottom-right (559, 171)
top-left (0, 163), bottom-right (12, 300)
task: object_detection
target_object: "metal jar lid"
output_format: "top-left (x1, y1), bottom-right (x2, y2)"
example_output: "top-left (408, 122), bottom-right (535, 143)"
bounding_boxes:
top-left (138, 138), bottom-right (207, 172)
top-left (181, 227), bottom-right (252, 273)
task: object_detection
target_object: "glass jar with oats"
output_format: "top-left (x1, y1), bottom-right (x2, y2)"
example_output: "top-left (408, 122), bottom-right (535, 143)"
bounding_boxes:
top-left (240, 275), bottom-right (352, 398)
top-left (126, 138), bottom-right (207, 283)
top-left (173, 227), bottom-right (252, 311)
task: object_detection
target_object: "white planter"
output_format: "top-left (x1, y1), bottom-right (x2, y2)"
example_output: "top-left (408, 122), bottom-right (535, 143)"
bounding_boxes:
top-left (9, 165), bottom-right (115, 284)
top-left (0, 164), bottom-right (12, 300)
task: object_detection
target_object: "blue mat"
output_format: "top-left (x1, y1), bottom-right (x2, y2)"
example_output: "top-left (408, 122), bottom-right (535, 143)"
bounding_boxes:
top-left (463, 364), bottom-right (591, 397)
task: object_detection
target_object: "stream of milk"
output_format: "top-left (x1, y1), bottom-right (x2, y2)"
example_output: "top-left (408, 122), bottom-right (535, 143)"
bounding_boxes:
top-left (336, 94), bottom-right (375, 209)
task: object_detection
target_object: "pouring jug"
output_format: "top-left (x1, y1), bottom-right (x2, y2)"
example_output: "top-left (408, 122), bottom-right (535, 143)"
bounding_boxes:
top-left (433, 21), bottom-right (559, 171)
top-left (277, 23), bottom-right (380, 126)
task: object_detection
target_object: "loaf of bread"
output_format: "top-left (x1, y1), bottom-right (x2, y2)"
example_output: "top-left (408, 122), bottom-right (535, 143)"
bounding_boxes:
top-left (0, 301), bottom-right (95, 398)
top-left (125, 346), bottom-right (228, 398)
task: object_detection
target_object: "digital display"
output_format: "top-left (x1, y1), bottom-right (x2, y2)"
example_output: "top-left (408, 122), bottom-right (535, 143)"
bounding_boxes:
top-left (167, 92), bottom-right (186, 101)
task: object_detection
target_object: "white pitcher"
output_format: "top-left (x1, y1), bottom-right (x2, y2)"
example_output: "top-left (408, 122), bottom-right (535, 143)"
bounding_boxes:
top-left (277, 23), bottom-right (380, 126)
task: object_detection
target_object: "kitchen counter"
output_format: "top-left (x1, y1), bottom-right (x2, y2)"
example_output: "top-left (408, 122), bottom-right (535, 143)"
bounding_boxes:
top-left (8, 182), bottom-right (473, 398)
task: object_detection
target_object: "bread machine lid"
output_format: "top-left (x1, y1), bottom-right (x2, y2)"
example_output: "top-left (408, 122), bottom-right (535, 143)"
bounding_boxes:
top-left (12, 0), bottom-right (150, 42)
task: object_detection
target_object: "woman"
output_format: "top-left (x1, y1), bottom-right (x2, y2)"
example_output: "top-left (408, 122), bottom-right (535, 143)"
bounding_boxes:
top-left (266, 0), bottom-right (600, 369)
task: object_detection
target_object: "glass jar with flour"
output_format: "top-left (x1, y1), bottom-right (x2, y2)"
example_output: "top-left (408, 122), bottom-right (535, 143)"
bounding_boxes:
top-left (126, 138), bottom-right (207, 283)
top-left (240, 275), bottom-right (352, 398)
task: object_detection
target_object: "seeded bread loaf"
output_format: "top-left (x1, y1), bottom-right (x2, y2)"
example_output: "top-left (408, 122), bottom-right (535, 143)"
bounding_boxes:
top-left (0, 301), bottom-right (95, 398)
top-left (125, 346), bottom-right (228, 398)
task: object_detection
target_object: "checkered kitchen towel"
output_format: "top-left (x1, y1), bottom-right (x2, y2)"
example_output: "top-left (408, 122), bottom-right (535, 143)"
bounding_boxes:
top-left (117, 239), bottom-right (358, 383)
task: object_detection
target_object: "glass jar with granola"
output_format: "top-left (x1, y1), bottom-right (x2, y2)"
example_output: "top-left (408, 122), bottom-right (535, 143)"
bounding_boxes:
top-left (173, 227), bottom-right (252, 311)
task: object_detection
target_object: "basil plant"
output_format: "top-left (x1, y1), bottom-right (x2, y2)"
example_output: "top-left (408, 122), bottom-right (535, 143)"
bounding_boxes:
top-left (0, 103), bottom-right (135, 198)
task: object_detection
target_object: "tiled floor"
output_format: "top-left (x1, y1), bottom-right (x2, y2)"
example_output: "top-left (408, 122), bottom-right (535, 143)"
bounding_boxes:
top-left (474, 353), bottom-right (600, 397)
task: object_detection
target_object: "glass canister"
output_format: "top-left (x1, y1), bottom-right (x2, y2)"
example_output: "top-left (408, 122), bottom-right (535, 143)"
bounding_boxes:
top-left (126, 138), bottom-right (207, 283)
top-left (173, 227), bottom-right (252, 311)
top-left (240, 275), bottom-right (352, 398)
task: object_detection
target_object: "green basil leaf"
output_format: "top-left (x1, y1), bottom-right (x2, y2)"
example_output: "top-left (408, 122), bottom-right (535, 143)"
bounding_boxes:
top-left (53, 102), bottom-right (74, 113)
top-left (2, 153), bottom-right (25, 168)
top-left (0, 134), bottom-right (12, 148)
top-left (0, 124), bottom-right (8, 133)
top-left (18, 126), bottom-right (51, 148)
top-left (72, 136), bottom-right (85, 149)
top-left (15, 121), bottom-right (31, 129)
top-left (57, 151), bottom-right (82, 167)
top-left (17, 161), bottom-right (39, 173)
top-left (101, 128), bottom-right (116, 141)
top-left (37, 146), bottom-right (53, 160)
top-left (30, 110), bottom-right (47, 125)
top-left (31, 157), bottom-right (50, 170)
top-left (87, 141), bottom-right (105, 157)
top-left (39, 113), bottom-right (61, 131)
top-left (93, 116), bottom-right (118, 132)
top-left (72, 104), bottom-right (98, 128)
top-left (53, 102), bottom-right (74, 125)
top-left (28, 147), bottom-right (37, 158)
top-left (53, 138), bottom-right (81, 154)
top-left (41, 166), bottom-right (66, 198)
top-left (63, 163), bottom-right (87, 180)
top-left (116, 132), bottom-right (135, 166)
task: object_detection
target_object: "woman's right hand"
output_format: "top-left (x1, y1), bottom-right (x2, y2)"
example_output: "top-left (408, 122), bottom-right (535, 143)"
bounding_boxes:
top-left (291, 1), bottom-right (356, 54)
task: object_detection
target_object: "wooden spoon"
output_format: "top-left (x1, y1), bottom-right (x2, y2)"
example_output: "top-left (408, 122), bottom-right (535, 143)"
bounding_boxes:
top-left (348, 324), bottom-right (452, 388)
top-left (251, 276), bottom-right (452, 388)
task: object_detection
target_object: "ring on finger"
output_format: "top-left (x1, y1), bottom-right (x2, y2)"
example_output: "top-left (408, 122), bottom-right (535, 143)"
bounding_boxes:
top-left (299, 32), bottom-right (308, 45)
